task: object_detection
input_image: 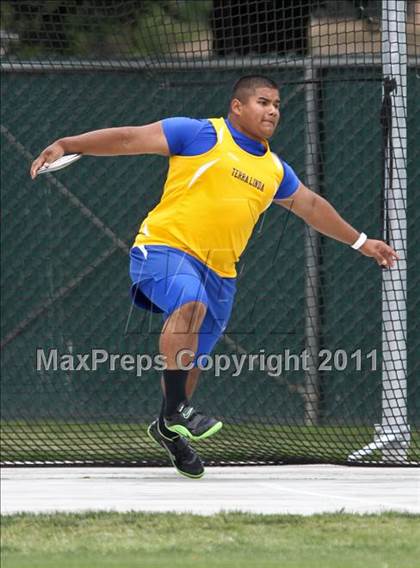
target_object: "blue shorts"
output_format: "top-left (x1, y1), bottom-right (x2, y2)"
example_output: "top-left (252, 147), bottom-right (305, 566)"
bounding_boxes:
top-left (129, 245), bottom-right (236, 358)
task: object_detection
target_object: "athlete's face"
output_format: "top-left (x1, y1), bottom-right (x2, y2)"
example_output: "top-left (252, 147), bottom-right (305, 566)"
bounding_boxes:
top-left (230, 87), bottom-right (280, 141)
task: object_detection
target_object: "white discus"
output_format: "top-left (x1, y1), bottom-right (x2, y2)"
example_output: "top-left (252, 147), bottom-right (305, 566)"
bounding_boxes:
top-left (38, 154), bottom-right (82, 174)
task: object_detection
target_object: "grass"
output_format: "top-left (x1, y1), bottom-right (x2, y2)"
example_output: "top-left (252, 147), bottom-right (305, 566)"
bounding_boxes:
top-left (1, 511), bottom-right (419, 568)
top-left (1, 420), bottom-right (419, 465)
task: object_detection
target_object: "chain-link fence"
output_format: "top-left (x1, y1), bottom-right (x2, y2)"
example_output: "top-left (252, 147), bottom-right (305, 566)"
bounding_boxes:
top-left (1, 0), bottom-right (419, 465)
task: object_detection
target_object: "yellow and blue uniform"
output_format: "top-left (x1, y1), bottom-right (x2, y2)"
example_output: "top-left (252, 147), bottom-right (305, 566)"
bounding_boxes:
top-left (133, 117), bottom-right (294, 277)
top-left (130, 117), bottom-right (300, 359)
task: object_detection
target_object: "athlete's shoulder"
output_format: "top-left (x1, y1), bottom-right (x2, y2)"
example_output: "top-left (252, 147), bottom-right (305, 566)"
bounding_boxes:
top-left (273, 157), bottom-right (301, 199)
top-left (162, 116), bottom-right (209, 134)
top-left (162, 117), bottom-right (210, 155)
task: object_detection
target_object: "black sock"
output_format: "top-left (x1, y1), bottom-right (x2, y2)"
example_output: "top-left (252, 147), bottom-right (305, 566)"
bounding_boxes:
top-left (163, 369), bottom-right (188, 417)
top-left (158, 399), bottom-right (179, 440)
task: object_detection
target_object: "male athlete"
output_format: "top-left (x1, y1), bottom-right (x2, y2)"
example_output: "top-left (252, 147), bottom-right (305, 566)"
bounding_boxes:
top-left (31, 76), bottom-right (398, 479)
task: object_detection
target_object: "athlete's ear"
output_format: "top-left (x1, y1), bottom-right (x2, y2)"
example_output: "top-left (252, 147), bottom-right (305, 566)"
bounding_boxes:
top-left (230, 98), bottom-right (242, 118)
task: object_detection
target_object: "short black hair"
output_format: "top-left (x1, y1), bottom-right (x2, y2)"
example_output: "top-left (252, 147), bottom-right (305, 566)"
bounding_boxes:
top-left (230, 75), bottom-right (279, 104)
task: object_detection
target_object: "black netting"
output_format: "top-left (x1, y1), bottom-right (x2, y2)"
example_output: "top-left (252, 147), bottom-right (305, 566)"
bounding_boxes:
top-left (1, 0), bottom-right (419, 466)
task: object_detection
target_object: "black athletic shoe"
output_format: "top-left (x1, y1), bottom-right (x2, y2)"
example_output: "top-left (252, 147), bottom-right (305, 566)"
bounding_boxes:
top-left (147, 420), bottom-right (204, 479)
top-left (164, 402), bottom-right (223, 441)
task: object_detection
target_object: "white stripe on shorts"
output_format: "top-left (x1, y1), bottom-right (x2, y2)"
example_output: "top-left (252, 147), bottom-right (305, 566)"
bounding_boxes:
top-left (139, 245), bottom-right (148, 259)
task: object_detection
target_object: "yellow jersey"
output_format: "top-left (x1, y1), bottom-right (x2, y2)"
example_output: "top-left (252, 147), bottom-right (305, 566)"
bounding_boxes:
top-left (133, 117), bottom-right (284, 277)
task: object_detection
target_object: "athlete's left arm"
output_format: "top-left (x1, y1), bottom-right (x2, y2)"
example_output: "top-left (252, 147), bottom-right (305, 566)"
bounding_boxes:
top-left (274, 183), bottom-right (399, 268)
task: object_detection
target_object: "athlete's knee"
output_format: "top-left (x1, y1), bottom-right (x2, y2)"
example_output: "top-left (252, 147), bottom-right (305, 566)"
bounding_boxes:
top-left (162, 301), bottom-right (207, 336)
top-left (177, 301), bottom-right (207, 330)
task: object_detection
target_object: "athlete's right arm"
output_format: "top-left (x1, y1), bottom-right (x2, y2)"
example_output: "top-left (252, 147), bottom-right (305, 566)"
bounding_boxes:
top-left (30, 121), bottom-right (169, 179)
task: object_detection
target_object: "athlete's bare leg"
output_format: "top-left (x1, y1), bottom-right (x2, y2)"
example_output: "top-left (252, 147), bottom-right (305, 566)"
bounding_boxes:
top-left (158, 300), bottom-right (222, 442)
top-left (159, 301), bottom-right (204, 401)
top-left (152, 301), bottom-right (206, 478)
top-left (159, 300), bottom-right (207, 369)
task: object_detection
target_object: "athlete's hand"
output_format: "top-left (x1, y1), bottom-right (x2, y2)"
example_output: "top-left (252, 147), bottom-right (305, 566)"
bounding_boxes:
top-left (30, 141), bottom-right (65, 179)
top-left (359, 239), bottom-right (399, 268)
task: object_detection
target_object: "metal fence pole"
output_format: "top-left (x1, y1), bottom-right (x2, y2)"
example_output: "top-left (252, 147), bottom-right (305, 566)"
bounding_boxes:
top-left (348, 0), bottom-right (410, 463)
top-left (380, 0), bottom-right (410, 462)
top-left (303, 62), bottom-right (321, 426)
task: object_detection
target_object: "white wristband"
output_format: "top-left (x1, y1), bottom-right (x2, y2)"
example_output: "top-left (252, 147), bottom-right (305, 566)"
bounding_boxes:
top-left (351, 232), bottom-right (368, 250)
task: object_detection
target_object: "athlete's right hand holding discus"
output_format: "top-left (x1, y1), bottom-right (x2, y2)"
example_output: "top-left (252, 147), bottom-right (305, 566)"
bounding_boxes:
top-left (30, 141), bottom-right (65, 179)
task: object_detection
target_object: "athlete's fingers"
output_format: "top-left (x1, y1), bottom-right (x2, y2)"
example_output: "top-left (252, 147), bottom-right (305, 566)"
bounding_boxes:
top-left (377, 251), bottom-right (396, 268)
top-left (365, 241), bottom-right (399, 268)
top-left (378, 254), bottom-right (388, 267)
top-left (380, 244), bottom-right (399, 268)
top-left (31, 143), bottom-right (64, 179)
top-left (30, 156), bottom-right (46, 179)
